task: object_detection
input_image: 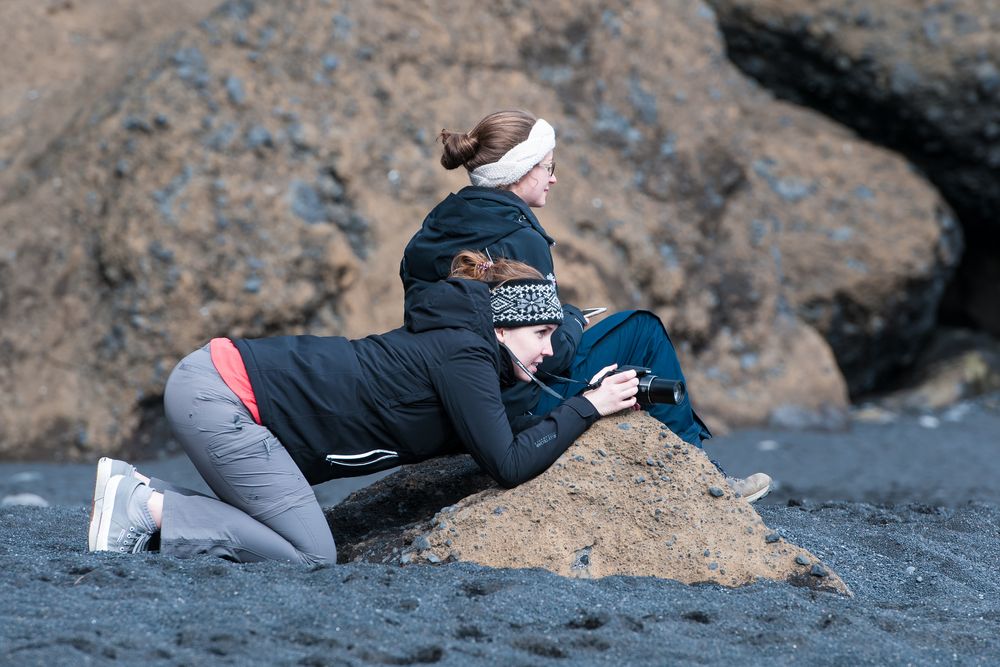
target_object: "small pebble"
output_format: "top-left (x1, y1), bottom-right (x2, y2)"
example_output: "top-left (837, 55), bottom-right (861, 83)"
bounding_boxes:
top-left (795, 554), bottom-right (810, 566)
top-left (703, 549), bottom-right (711, 557)
top-left (918, 415), bottom-right (940, 429)
top-left (617, 423), bottom-right (631, 430)
top-left (905, 566), bottom-right (916, 575)
top-left (412, 536), bottom-right (431, 551)
top-left (765, 533), bottom-right (780, 544)
top-left (708, 486), bottom-right (724, 498)
top-left (810, 564), bottom-right (827, 578)
top-left (426, 553), bottom-right (441, 564)
top-left (646, 457), bottom-right (656, 466)
top-left (708, 562), bottom-right (718, 571)
top-left (1, 493), bottom-right (49, 507)
top-left (597, 448), bottom-right (608, 457)
top-left (635, 476), bottom-right (646, 484)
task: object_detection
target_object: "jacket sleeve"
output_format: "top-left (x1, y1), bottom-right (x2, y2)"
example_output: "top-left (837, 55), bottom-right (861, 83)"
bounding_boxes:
top-left (431, 347), bottom-right (600, 488)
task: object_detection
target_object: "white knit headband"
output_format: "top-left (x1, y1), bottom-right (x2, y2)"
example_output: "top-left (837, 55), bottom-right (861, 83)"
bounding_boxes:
top-left (490, 279), bottom-right (563, 327)
top-left (469, 119), bottom-right (556, 188)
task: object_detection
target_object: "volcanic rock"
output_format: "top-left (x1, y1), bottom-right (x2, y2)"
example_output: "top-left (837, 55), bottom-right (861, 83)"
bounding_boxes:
top-left (708, 0), bottom-right (998, 339)
top-left (0, 0), bottom-right (956, 458)
top-left (327, 411), bottom-right (850, 594)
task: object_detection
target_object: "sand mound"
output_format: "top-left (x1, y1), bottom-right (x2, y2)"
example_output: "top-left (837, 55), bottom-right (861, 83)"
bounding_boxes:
top-left (328, 411), bottom-right (849, 594)
top-left (401, 412), bottom-right (849, 594)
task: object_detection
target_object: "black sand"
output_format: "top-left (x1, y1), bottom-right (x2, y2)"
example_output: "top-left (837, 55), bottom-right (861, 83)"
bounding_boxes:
top-left (3, 394), bottom-right (999, 666)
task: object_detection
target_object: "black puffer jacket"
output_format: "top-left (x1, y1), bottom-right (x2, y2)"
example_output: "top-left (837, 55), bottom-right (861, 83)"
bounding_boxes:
top-left (400, 186), bottom-right (586, 375)
top-left (401, 187), bottom-right (586, 419)
top-left (233, 279), bottom-right (599, 487)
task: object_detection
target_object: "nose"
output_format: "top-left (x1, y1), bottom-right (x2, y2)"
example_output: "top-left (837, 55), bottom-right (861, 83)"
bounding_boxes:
top-left (542, 338), bottom-right (554, 357)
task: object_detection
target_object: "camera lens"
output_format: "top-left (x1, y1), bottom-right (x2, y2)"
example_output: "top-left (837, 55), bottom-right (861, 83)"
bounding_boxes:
top-left (637, 375), bottom-right (686, 405)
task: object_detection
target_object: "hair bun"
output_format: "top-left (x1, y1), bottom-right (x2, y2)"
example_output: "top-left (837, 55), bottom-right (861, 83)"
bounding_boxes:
top-left (440, 130), bottom-right (479, 170)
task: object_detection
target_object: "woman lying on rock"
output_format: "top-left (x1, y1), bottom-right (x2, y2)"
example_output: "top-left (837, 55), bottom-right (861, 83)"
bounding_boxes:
top-left (400, 109), bottom-right (771, 501)
top-left (87, 251), bottom-right (639, 564)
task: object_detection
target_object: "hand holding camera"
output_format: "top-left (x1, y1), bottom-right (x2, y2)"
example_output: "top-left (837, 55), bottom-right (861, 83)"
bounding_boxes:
top-left (591, 365), bottom-right (686, 407)
top-left (582, 364), bottom-right (639, 416)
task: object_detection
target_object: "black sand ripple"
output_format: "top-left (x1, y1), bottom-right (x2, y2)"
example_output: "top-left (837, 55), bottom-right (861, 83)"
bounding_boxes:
top-left (2, 500), bottom-right (998, 666)
top-left (4, 394), bottom-right (1000, 665)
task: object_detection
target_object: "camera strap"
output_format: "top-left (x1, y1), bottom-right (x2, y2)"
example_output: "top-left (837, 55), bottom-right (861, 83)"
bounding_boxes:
top-left (537, 370), bottom-right (603, 392)
top-left (498, 342), bottom-right (565, 401)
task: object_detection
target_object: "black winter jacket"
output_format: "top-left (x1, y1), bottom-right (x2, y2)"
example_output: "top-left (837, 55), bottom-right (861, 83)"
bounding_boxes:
top-left (400, 187), bottom-right (586, 420)
top-left (233, 279), bottom-right (599, 488)
top-left (400, 186), bottom-right (586, 375)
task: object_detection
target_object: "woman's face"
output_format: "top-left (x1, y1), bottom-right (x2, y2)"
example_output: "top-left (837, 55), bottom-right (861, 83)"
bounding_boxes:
top-left (496, 324), bottom-right (557, 381)
top-left (508, 151), bottom-right (557, 208)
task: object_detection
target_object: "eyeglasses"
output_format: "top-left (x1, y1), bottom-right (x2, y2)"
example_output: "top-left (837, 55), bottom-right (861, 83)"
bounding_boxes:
top-left (537, 161), bottom-right (556, 177)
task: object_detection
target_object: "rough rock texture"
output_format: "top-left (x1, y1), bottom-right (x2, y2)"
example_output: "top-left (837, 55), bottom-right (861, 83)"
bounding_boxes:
top-left (0, 0), bottom-right (214, 189)
top-left (327, 412), bottom-right (849, 594)
top-left (877, 327), bottom-right (1000, 411)
top-left (0, 0), bottom-right (959, 459)
top-left (708, 0), bottom-right (999, 337)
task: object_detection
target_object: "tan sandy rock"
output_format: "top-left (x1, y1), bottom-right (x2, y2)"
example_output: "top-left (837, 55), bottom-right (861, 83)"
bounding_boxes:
top-left (345, 412), bottom-right (848, 594)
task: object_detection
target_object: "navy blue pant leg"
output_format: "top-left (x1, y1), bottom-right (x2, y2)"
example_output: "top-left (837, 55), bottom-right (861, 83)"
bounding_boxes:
top-left (535, 310), bottom-right (711, 446)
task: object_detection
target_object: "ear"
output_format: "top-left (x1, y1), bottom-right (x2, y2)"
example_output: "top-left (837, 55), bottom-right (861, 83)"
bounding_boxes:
top-left (494, 327), bottom-right (506, 342)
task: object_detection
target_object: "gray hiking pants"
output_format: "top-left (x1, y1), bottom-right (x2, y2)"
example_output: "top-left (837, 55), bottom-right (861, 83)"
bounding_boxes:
top-left (156, 345), bottom-right (337, 564)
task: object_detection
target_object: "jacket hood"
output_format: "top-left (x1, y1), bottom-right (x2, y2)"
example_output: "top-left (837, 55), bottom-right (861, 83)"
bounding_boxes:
top-left (406, 278), bottom-right (497, 344)
top-left (421, 186), bottom-right (555, 247)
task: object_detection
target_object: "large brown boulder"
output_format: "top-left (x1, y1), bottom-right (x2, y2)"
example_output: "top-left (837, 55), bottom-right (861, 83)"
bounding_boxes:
top-left (0, 0), bottom-right (955, 459)
top-left (707, 0), bottom-right (998, 338)
top-left (0, 0), bottom-right (215, 192)
top-left (328, 411), bottom-right (849, 593)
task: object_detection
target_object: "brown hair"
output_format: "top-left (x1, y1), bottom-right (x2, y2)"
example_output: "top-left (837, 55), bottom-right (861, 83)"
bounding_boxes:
top-left (439, 110), bottom-right (537, 172)
top-left (449, 249), bottom-right (543, 284)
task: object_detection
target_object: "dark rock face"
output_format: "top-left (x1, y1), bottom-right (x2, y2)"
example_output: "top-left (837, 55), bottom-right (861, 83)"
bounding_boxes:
top-left (0, 0), bottom-right (959, 458)
top-left (708, 0), bottom-right (999, 337)
top-left (325, 456), bottom-right (494, 564)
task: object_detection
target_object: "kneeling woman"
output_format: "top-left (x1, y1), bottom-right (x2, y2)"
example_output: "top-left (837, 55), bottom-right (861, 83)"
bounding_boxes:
top-left (87, 251), bottom-right (638, 564)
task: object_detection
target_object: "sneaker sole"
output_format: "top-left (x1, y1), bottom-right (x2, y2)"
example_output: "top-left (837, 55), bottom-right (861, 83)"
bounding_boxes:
top-left (743, 484), bottom-right (771, 504)
top-left (87, 457), bottom-right (115, 551)
top-left (93, 473), bottom-right (125, 552)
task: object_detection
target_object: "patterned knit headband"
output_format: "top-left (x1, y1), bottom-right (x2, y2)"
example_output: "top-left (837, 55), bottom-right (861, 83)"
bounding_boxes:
top-left (490, 279), bottom-right (563, 328)
top-left (470, 119), bottom-right (556, 188)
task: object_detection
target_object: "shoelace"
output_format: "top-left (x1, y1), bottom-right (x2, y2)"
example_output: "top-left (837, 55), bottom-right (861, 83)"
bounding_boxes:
top-left (117, 525), bottom-right (152, 553)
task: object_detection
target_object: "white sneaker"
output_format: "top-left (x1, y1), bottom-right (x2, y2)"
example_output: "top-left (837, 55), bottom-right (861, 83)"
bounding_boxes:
top-left (91, 475), bottom-right (156, 554)
top-left (88, 458), bottom-right (136, 551)
top-left (726, 473), bottom-right (772, 503)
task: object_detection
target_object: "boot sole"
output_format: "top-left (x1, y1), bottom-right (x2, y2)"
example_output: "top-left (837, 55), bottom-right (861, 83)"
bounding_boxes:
top-left (87, 457), bottom-right (115, 551)
top-left (93, 474), bottom-right (125, 552)
top-left (743, 485), bottom-right (771, 504)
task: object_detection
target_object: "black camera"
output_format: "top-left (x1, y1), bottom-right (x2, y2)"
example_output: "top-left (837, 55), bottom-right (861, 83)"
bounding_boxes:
top-left (602, 365), bottom-right (686, 406)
